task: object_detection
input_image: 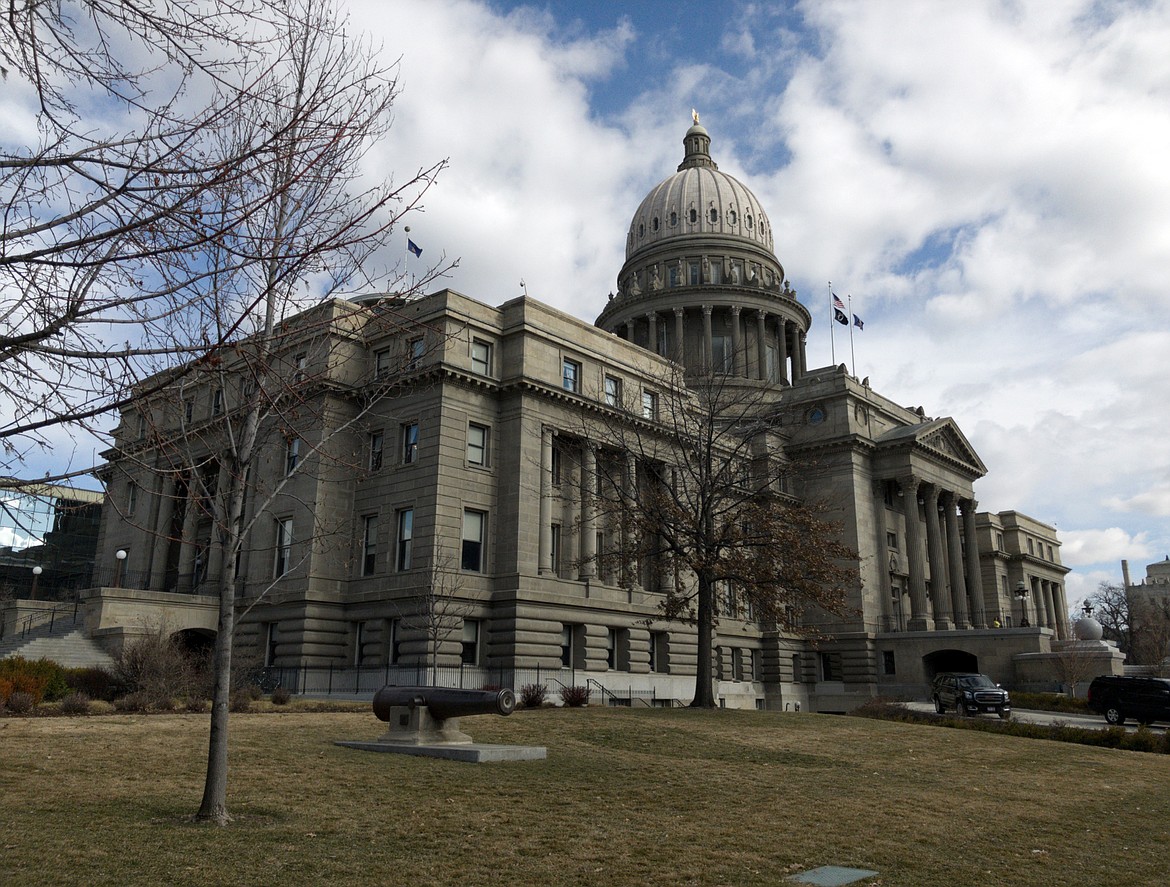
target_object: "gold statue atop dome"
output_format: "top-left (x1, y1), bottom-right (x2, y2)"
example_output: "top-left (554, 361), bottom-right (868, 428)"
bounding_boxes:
top-left (691, 108), bottom-right (700, 124)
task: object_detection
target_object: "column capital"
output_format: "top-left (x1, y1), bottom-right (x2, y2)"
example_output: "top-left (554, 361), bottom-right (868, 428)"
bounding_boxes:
top-left (756, 308), bottom-right (768, 321)
top-left (959, 496), bottom-right (979, 514)
top-left (673, 306), bottom-right (685, 317)
top-left (730, 304), bottom-right (742, 316)
top-left (898, 474), bottom-right (921, 496)
top-left (701, 304), bottom-right (713, 316)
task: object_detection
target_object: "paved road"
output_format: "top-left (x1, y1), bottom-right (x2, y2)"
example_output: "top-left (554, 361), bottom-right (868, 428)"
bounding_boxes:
top-left (902, 702), bottom-right (1166, 733)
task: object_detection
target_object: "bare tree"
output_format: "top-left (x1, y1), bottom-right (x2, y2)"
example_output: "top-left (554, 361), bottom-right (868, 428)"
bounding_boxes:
top-left (1086, 582), bottom-right (1130, 654)
top-left (579, 367), bottom-right (859, 708)
top-left (400, 542), bottom-right (475, 684)
top-left (1051, 619), bottom-right (1098, 697)
top-left (1129, 595), bottom-right (1170, 671)
top-left (82, 3), bottom-right (453, 824)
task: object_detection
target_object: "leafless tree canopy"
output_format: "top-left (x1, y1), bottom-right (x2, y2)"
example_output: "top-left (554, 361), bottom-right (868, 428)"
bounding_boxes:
top-left (1086, 581), bottom-right (1131, 654)
top-left (0, 0), bottom-right (447, 472)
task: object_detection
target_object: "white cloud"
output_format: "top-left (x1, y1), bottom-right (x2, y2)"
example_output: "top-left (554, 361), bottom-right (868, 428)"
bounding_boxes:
top-left (1060, 527), bottom-right (1151, 567)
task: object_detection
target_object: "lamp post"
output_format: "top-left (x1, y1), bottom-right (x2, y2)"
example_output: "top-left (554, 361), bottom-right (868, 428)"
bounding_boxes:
top-left (1013, 580), bottom-right (1030, 627)
top-left (30, 565), bottom-right (42, 600)
top-left (1082, 601), bottom-right (1094, 618)
top-left (114, 549), bottom-right (127, 587)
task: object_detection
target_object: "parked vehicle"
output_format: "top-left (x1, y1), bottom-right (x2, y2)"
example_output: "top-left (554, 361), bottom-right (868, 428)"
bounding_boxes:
top-left (1087, 675), bottom-right (1170, 726)
top-left (931, 672), bottom-right (1011, 719)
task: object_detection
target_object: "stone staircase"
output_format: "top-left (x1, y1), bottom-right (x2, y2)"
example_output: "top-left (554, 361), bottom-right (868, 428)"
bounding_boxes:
top-left (0, 615), bottom-right (116, 670)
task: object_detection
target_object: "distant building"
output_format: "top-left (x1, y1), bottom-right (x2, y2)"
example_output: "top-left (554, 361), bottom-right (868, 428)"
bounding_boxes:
top-left (0, 480), bottom-right (102, 600)
top-left (85, 121), bottom-right (1075, 705)
top-left (1122, 557), bottom-right (1170, 664)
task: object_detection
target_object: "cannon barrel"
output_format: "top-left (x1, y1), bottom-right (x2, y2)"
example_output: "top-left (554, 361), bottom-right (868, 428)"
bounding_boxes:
top-left (373, 686), bottom-right (515, 722)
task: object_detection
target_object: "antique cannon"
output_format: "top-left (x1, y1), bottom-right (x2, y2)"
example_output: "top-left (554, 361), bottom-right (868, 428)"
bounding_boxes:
top-left (371, 686), bottom-right (515, 746)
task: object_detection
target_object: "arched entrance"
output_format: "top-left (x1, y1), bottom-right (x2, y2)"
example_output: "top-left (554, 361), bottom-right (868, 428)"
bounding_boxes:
top-left (172, 627), bottom-right (216, 658)
top-left (923, 648), bottom-right (978, 681)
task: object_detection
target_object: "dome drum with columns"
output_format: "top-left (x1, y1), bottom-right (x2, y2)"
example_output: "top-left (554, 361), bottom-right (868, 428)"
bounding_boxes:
top-left (596, 120), bottom-right (811, 386)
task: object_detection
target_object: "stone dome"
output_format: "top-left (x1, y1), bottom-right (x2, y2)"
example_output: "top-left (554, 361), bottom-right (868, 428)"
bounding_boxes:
top-left (624, 123), bottom-right (775, 262)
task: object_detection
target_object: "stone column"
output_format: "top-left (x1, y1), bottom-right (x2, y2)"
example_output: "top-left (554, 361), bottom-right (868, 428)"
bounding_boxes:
top-left (625, 453), bottom-right (641, 591)
top-left (731, 305), bottom-right (744, 376)
top-left (646, 312), bottom-right (658, 355)
top-left (756, 310), bottom-right (768, 381)
top-left (1056, 584), bottom-right (1070, 639)
top-left (1043, 581), bottom-right (1058, 633)
top-left (924, 484), bottom-right (952, 629)
top-left (625, 318), bottom-right (635, 344)
top-left (873, 480), bottom-right (893, 631)
top-left (960, 498), bottom-right (986, 627)
top-left (539, 426), bottom-right (553, 574)
top-left (175, 475), bottom-right (199, 593)
top-left (777, 319), bottom-right (789, 384)
top-left (797, 332), bottom-right (807, 378)
top-left (579, 444), bottom-right (597, 580)
top-left (901, 476), bottom-right (931, 631)
top-left (943, 491), bottom-right (968, 629)
top-left (673, 307), bottom-right (685, 362)
top-left (205, 463), bottom-right (228, 583)
top-left (702, 305), bottom-right (713, 370)
top-left (148, 475), bottom-right (176, 589)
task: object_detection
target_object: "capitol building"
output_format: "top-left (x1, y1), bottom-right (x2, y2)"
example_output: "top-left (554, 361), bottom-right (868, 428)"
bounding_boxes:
top-left (87, 120), bottom-right (1084, 709)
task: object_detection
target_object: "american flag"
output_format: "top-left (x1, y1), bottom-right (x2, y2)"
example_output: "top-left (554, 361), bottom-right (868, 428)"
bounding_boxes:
top-left (832, 293), bottom-right (845, 310)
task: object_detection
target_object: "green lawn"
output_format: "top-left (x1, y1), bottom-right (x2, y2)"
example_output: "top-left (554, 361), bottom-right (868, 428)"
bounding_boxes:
top-left (2, 706), bottom-right (1166, 886)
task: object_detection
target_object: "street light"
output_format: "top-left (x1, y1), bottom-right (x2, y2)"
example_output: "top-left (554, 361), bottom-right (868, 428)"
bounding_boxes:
top-left (115, 549), bottom-right (127, 587)
top-left (1013, 580), bottom-right (1030, 627)
top-left (30, 564), bottom-right (42, 600)
top-left (1082, 601), bottom-right (1095, 618)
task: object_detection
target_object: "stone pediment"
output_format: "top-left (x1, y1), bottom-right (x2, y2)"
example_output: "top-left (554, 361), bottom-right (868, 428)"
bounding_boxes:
top-left (876, 418), bottom-right (987, 477)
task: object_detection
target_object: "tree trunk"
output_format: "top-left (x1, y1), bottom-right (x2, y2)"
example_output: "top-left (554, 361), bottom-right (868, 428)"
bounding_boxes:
top-left (690, 572), bottom-right (716, 708)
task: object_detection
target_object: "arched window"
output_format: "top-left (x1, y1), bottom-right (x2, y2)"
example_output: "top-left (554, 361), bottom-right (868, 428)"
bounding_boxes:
top-left (746, 214), bottom-right (753, 230)
top-left (670, 211), bottom-right (678, 226)
top-left (652, 216), bottom-right (659, 232)
top-left (638, 223), bottom-right (644, 238)
top-left (709, 207), bottom-right (718, 223)
top-left (689, 208), bottom-right (698, 224)
top-left (728, 209), bottom-right (737, 225)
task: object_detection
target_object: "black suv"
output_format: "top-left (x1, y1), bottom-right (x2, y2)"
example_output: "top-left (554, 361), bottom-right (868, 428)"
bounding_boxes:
top-left (931, 672), bottom-right (1011, 719)
top-left (1087, 675), bottom-right (1170, 726)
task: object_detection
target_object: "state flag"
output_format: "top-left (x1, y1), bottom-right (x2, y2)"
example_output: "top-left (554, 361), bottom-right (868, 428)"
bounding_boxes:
top-left (407, 239), bottom-right (422, 258)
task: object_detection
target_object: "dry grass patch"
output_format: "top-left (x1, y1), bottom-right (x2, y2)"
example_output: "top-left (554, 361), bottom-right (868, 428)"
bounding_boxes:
top-left (1, 707), bottom-right (1167, 886)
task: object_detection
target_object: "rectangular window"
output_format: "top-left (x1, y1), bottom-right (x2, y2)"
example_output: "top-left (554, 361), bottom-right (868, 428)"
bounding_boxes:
top-left (550, 524), bottom-right (561, 576)
top-left (183, 399), bottom-right (194, 423)
top-left (265, 622), bottom-right (279, 667)
top-left (385, 618), bottom-right (400, 664)
top-left (656, 324), bottom-right (668, 355)
top-left (467, 423), bottom-right (489, 467)
top-left (641, 390), bottom-right (657, 420)
top-left (560, 626), bottom-right (573, 668)
top-left (765, 344), bottom-right (778, 381)
top-left (407, 337), bottom-right (425, 370)
top-left (1047, 545), bottom-right (1054, 561)
top-left (996, 532), bottom-right (1005, 551)
top-left (471, 339), bottom-right (492, 375)
top-left (274, 517), bottom-right (293, 578)
top-left (461, 620), bottom-right (480, 666)
top-left (126, 482), bottom-right (138, 517)
top-left (604, 375), bottom-right (622, 408)
top-left (135, 413), bottom-right (147, 440)
top-left (688, 262), bottom-right (700, 285)
top-left (886, 532), bottom-right (898, 549)
top-left (605, 628), bottom-right (617, 670)
top-left (353, 621), bottom-right (365, 667)
top-left (882, 650), bottom-right (896, 675)
top-left (1027, 538), bottom-right (1034, 555)
top-left (712, 335), bottom-right (732, 372)
top-left (362, 515), bottom-right (378, 576)
top-left (461, 509), bottom-right (485, 572)
top-left (562, 358), bottom-right (581, 393)
top-left (820, 651), bottom-right (842, 682)
top-left (792, 653), bottom-right (802, 683)
top-left (294, 352), bottom-right (307, 382)
top-left (668, 264), bottom-right (679, 287)
top-left (649, 632), bottom-right (668, 673)
top-left (212, 388), bottom-right (223, 416)
top-left (396, 508), bottom-right (413, 572)
top-left (284, 438), bottom-right (300, 476)
top-left (402, 422), bottom-right (419, 464)
top-left (551, 446), bottom-right (562, 485)
top-left (369, 430), bottom-right (384, 471)
top-left (375, 347), bottom-right (391, 377)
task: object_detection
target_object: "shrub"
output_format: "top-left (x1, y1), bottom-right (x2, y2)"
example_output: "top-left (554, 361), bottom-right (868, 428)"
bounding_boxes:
top-left (112, 627), bottom-right (211, 702)
top-left (65, 667), bottom-right (117, 702)
top-left (183, 696), bottom-right (209, 713)
top-left (1124, 726), bottom-right (1161, 753)
top-left (270, 686), bottom-right (292, 705)
top-left (0, 657), bottom-right (68, 703)
top-left (559, 685), bottom-right (590, 707)
top-left (6, 691), bottom-right (36, 714)
top-left (229, 691), bottom-right (253, 713)
top-left (59, 692), bottom-right (92, 715)
top-left (519, 683), bottom-right (548, 708)
top-left (113, 691), bottom-right (152, 713)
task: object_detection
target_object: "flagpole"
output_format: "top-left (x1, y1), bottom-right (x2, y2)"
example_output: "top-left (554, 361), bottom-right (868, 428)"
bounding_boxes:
top-left (828, 281), bottom-right (836, 365)
top-left (404, 225), bottom-right (412, 290)
top-left (848, 293), bottom-right (857, 378)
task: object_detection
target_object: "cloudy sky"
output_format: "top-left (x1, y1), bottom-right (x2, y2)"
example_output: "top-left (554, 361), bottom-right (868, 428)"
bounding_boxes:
top-left (343, 0), bottom-right (1170, 605)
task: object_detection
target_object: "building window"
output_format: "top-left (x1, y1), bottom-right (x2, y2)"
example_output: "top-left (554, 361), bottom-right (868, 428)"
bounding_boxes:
top-left (385, 618), bottom-right (400, 664)
top-left (135, 413), bottom-right (147, 439)
top-left (375, 348), bottom-right (391, 377)
top-left (688, 262), bottom-right (700, 285)
top-left (293, 352), bottom-right (307, 382)
top-left (560, 626), bottom-right (573, 668)
top-left (996, 532), bottom-right (1004, 551)
top-left (461, 509), bottom-right (485, 572)
top-left (765, 343), bottom-right (777, 380)
top-left (883, 651), bottom-right (896, 675)
top-left (274, 517), bottom-right (293, 578)
top-left (712, 335), bottom-right (731, 372)
top-left (1047, 545), bottom-right (1054, 561)
top-left (284, 437), bottom-right (300, 475)
top-left (126, 482), bottom-right (138, 517)
top-left (668, 263), bottom-right (679, 287)
top-left (551, 446), bottom-right (562, 485)
top-left (605, 628), bottom-right (617, 670)
top-left (467, 423), bottom-right (489, 467)
top-left (650, 632), bottom-right (668, 673)
top-left (407, 337), bottom-right (425, 370)
top-left (820, 651), bottom-right (842, 682)
top-left (1027, 538), bottom-right (1034, 555)
top-left (689, 207), bottom-right (698, 224)
top-left (402, 422), bottom-right (419, 464)
top-left (353, 621), bottom-right (365, 666)
top-left (562, 358), bottom-right (581, 393)
top-left (886, 532), bottom-right (898, 549)
top-left (604, 375), bottom-right (622, 408)
top-left (396, 508), bottom-right (413, 572)
top-left (369, 431), bottom-right (384, 471)
top-left (791, 653), bottom-right (802, 682)
top-left (641, 390), bottom-right (657, 420)
top-left (709, 207), bottom-right (718, 224)
top-left (461, 620), bottom-right (480, 666)
top-left (471, 339), bottom-right (492, 375)
top-left (183, 398), bottom-right (194, 423)
top-left (550, 524), bottom-right (561, 576)
top-left (212, 388), bottom-right (223, 416)
top-left (362, 515), bottom-right (378, 576)
top-left (264, 622), bottom-right (279, 666)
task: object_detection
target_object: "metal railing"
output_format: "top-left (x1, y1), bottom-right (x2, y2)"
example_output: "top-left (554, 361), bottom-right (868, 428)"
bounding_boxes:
top-left (5, 598), bottom-right (81, 641)
top-left (251, 663), bottom-right (576, 697)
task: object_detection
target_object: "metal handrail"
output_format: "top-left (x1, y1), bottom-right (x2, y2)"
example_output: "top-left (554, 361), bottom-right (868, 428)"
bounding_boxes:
top-left (10, 598), bottom-right (80, 640)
